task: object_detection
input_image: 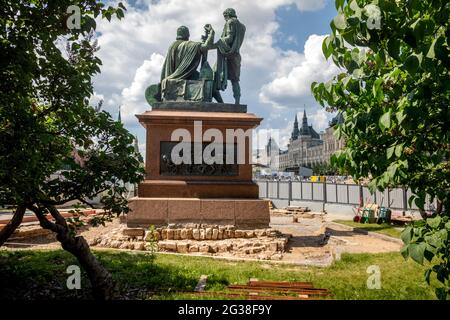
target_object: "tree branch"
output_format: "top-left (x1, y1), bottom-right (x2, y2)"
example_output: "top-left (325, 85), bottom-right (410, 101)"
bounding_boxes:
top-left (77, 198), bottom-right (95, 209)
top-left (47, 205), bottom-right (68, 228)
top-left (0, 204), bottom-right (27, 247)
top-left (27, 205), bottom-right (58, 233)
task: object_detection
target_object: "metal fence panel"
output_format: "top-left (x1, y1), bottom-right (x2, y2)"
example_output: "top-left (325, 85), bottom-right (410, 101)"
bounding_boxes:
top-left (279, 182), bottom-right (289, 200)
top-left (268, 182), bottom-right (277, 198)
top-left (313, 183), bottom-right (323, 201)
top-left (389, 188), bottom-right (404, 209)
top-left (292, 182), bottom-right (301, 200)
top-left (348, 185), bottom-right (360, 204)
top-left (326, 184), bottom-right (337, 203)
top-left (362, 187), bottom-right (372, 203)
top-left (257, 181), bottom-right (266, 198)
top-left (256, 180), bottom-right (433, 213)
top-left (406, 189), bottom-right (418, 210)
top-left (302, 182), bottom-right (312, 200)
top-left (336, 184), bottom-right (348, 203)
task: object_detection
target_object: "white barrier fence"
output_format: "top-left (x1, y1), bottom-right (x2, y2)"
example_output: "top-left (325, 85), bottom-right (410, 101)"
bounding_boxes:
top-left (256, 179), bottom-right (437, 212)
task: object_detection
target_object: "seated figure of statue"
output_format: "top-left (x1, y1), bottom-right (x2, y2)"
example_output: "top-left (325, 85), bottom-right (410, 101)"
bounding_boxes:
top-left (149, 25), bottom-right (216, 103)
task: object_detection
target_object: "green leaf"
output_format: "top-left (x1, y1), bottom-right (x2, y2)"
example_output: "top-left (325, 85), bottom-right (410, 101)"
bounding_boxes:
top-left (347, 16), bottom-right (360, 26)
top-left (427, 216), bottom-right (442, 229)
top-left (379, 111), bottom-right (391, 131)
top-left (424, 269), bottom-right (432, 285)
top-left (401, 226), bottom-right (412, 245)
top-left (403, 54), bottom-right (422, 75)
top-left (342, 75), bottom-right (351, 89)
top-left (436, 229), bottom-right (448, 242)
top-left (335, 0), bottom-right (345, 10)
top-left (352, 68), bottom-right (363, 78)
top-left (322, 36), bottom-right (334, 59)
top-left (379, 0), bottom-right (399, 12)
top-left (85, 16), bottom-right (97, 31)
top-left (333, 13), bottom-right (347, 30)
top-left (400, 244), bottom-right (409, 259)
top-left (396, 110), bottom-right (406, 125)
top-left (425, 245), bottom-right (437, 258)
top-left (387, 163), bottom-right (397, 179)
top-left (426, 37), bottom-right (438, 59)
top-left (117, 8), bottom-right (125, 19)
top-left (372, 78), bottom-right (384, 102)
top-left (387, 145), bottom-right (396, 159)
top-left (118, 2), bottom-right (127, 10)
top-left (395, 144), bottom-right (404, 158)
top-left (435, 288), bottom-right (448, 301)
top-left (425, 234), bottom-right (440, 250)
top-left (409, 243), bottom-right (426, 265)
top-left (414, 196), bottom-right (425, 210)
top-left (387, 39), bottom-right (400, 59)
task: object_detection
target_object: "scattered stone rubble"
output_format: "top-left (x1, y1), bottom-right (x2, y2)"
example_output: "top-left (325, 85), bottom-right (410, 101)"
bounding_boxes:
top-left (90, 223), bottom-right (290, 260)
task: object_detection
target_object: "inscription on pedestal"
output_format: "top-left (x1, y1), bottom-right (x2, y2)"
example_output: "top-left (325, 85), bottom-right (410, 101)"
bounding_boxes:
top-left (160, 142), bottom-right (239, 176)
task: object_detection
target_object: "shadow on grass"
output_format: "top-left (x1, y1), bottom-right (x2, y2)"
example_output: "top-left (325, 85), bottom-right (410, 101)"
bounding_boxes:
top-left (331, 220), bottom-right (403, 238)
top-left (0, 250), bottom-right (229, 300)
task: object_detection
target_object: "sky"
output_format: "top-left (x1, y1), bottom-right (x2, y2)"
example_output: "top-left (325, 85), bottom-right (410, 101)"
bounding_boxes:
top-left (90, 0), bottom-right (342, 154)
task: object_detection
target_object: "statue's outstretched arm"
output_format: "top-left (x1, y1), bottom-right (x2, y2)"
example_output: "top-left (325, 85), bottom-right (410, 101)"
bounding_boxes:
top-left (200, 26), bottom-right (215, 52)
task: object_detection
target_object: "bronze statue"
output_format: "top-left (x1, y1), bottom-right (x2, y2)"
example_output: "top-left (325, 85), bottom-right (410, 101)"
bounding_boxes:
top-left (213, 8), bottom-right (246, 105)
top-left (145, 8), bottom-right (245, 105)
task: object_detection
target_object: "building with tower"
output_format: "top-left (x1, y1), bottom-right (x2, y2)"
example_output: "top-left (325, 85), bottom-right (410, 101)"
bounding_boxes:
top-left (269, 110), bottom-right (345, 174)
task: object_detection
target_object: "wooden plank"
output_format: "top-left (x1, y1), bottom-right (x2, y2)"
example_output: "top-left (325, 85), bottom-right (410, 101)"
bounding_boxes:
top-left (248, 280), bottom-right (314, 288)
top-left (227, 285), bottom-right (330, 296)
top-left (188, 291), bottom-right (317, 300)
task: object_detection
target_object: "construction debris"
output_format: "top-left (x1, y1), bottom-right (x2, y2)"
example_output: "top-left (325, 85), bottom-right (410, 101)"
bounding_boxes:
top-left (190, 280), bottom-right (331, 300)
top-left (271, 206), bottom-right (311, 216)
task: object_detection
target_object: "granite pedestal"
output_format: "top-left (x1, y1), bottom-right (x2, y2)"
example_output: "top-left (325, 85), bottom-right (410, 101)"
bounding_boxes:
top-left (127, 102), bottom-right (270, 228)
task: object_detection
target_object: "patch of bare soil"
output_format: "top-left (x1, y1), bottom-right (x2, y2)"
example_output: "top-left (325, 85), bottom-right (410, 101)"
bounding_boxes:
top-left (4, 213), bottom-right (401, 268)
top-left (269, 214), bottom-right (401, 266)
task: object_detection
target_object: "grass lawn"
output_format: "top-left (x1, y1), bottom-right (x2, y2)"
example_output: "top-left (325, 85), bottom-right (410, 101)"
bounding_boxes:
top-left (0, 249), bottom-right (437, 300)
top-left (333, 220), bottom-right (403, 238)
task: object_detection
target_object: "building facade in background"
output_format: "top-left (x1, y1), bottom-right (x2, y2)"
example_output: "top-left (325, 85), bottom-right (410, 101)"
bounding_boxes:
top-left (267, 110), bottom-right (344, 173)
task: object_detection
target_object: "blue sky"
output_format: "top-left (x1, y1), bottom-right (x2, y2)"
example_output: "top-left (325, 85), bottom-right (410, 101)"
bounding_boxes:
top-left (92, 0), bottom-right (341, 154)
top-left (275, 2), bottom-right (337, 52)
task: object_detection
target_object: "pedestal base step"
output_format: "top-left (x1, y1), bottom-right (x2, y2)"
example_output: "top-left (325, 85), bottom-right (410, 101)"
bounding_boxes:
top-left (137, 180), bottom-right (259, 198)
top-left (127, 197), bottom-right (270, 228)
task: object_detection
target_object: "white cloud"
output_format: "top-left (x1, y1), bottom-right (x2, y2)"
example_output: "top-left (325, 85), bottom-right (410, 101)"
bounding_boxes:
top-left (259, 34), bottom-right (340, 107)
top-left (292, 0), bottom-right (326, 11)
top-left (120, 53), bottom-right (164, 124)
top-left (93, 0), bottom-right (286, 126)
top-left (89, 0), bottom-right (334, 146)
top-left (309, 108), bottom-right (332, 132)
top-left (89, 92), bottom-right (104, 106)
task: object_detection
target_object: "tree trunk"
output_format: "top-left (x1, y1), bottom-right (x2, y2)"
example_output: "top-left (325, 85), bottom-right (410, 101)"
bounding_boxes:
top-left (57, 231), bottom-right (116, 300)
top-left (0, 205), bottom-right (26, 246)
top-left (435, 200), bottom-right (443, 215)
top-left (29, 204), bottom-right (116, 300)
top-left (419, 209), bottom-right (428, 219)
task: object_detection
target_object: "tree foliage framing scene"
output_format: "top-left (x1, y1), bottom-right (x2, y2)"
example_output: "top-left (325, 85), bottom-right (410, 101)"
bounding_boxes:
top-left (0, 0), bottom-right (449, 309)
top-left (312, 0), bottom-right (449, 299)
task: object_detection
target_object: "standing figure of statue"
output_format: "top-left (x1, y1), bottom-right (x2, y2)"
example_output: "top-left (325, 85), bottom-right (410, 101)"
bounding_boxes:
top-left (213, 8), bottom-right (246, 105)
